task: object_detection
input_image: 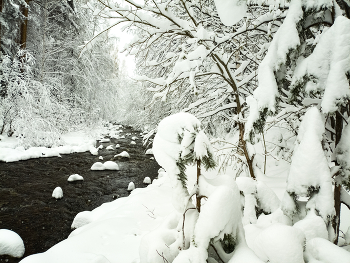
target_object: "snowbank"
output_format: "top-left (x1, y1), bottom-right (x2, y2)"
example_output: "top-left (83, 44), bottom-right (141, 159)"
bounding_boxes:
top-left (0, 131), bottom-right (97, 162)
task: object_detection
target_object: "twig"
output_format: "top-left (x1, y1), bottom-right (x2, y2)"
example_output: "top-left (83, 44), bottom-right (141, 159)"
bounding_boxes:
top-left (156, 250), bottom-right (169, 263)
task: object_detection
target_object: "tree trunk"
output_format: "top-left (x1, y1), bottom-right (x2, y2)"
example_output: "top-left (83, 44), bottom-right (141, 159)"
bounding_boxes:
top-left (196, 159), bottom-right (201, 212)
top-left (333, 109), bottom-right (344, 244)
top-left (239, 123), bottom-right (255, 179)
top-left (19, 0), bottom-right (30, 50)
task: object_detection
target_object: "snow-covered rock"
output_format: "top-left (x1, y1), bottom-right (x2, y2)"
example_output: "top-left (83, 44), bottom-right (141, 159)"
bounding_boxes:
top-left (145, 149), bottom-right (153, 155)
top-left (143, 177), bottom-right (151, 184)
top-left (100, 138), bottom-right (110, 143)
top-left (115, 144), bottom-right (120, 148)
top-left (68, 174), bottom-right (84, 182)
top-left (0, 229), bottom-right (25, 258)
top-left (131, 136), bottom-right (138, 140)
top-left (89, 148), bottom-right (98, 156)
top-left (130, 141), bottom-right (136, 145)
top-left (98, 145), bottom-right (103, 149)
top-left (91, 161), bottom-right (119, 171)
top-left (106, 145), bottom-right (114, 150)
top-left (103, 161), bottom-right (119, 170)
top-left (114, 151), bottom-right (130, 158)
top-left (128, 182), bottom-right (135, 191)
top-left (52, 187), bottom-right (63, 199)
top-left (91, 162), bottom-right (105, 170)
top-left (99, 156), bottom-right (103, 160)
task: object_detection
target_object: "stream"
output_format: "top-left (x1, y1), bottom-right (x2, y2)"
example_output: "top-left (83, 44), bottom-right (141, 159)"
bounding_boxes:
top-left (0, 126), bottom-right (160, 263)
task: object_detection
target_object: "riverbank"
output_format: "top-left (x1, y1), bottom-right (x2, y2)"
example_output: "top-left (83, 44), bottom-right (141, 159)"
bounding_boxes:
top-left (0, 125), bottom-right (159, 262)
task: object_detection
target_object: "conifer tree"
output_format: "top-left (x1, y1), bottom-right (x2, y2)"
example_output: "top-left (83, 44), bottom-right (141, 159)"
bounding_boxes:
top-left (246, 0), bottom-right (350, 243)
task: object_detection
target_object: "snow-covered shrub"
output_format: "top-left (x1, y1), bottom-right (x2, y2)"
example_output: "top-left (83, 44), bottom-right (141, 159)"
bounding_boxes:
top-left (142, 113), bottom-right (266, 262)
top-left (281, 108), bottom-right (335, 228)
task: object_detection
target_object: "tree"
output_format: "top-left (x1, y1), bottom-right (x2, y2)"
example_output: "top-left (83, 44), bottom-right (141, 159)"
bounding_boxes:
top-left (246, 0), bottom-right (350, 244)
top-left (0, 0), bottom-right (120, 146)
top-left (83, 0), bottom-right (292, 179)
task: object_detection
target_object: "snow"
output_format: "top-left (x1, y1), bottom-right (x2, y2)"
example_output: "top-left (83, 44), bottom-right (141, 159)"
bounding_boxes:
top-left (3, 115), bottom-right (350, 263)
top-left (193, 130), bottom-right (212, 160)
top-left (145, 149), bottom-right (153, 155)
top-left (213, 0), bottom-right (247, 26)
top-left (130, 141), bottom-right (136, 145)
top-left (103, 161), bottom-right (120, 170)
top-left (251, 0), bottom-right (303, 115)
top-left (106, 145), bottom-right (114, 150)
top-left (291, 16), bottom-right (350, 114)
top-left (293, 210), bottom-right (328, 242)
top-left (249, 224), bottom-right (305, 263)
top-left (114, 151), bottom-right (130, 158)
top-left (127, 182), bottom-right (135, 191)
top-left (284, 108), bottom-right (329, 193)
top-left (68, 174), bottom-right (84, 182)
top-left (52, 187), bottom-right (63, 199)
top-left (99, 156), bottom-right (103, 160)
top-left (91, 161), bottom-right (119, 171)
top-left (143, 177), bottom-right (151, 184)
top-left (0, 229), bottom-right (25, 258)
top-left (306, 237), bottom-right (350, 263)
top-left (100, 138), bottom-right (110, 143)
top-left (0, 131), bottom-right (97, 162)
top-left (336, 121), bottom-right (350, 173)
top-left (194, 185), bottom-right (241, 247)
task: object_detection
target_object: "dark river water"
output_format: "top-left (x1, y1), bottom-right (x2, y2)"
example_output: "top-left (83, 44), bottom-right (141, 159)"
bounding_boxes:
top-left (0, 126), bottom-right (160, 263)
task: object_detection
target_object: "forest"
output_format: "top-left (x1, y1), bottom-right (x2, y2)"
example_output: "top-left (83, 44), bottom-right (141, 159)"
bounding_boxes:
top-left (1, 0), bottom-right (350, 263)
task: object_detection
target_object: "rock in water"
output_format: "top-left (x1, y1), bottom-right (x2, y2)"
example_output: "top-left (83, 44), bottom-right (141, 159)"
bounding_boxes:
top-left (52, 187), bottom-right (63, 199)
top-left (128, 182), bottom-right (135, 191)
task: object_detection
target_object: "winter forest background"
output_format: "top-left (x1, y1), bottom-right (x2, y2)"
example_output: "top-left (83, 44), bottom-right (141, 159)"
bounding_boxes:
top-left (1, 0), bottom-right (350, 262)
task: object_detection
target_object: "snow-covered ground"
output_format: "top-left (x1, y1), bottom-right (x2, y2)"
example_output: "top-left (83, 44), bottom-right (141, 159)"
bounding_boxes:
top-left (0, 131), bottom-right (99, 162)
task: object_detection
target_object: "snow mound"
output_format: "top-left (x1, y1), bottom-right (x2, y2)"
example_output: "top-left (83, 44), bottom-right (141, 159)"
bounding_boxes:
top-left (91, 161), bottom-right (119, 171)
top-left (132, 136), bottom-right (138, 140)
top-left (103, 161), bottom-right (119, 170)
top-left (68, 174), bottom-right (84, 182)
top-left (100, 138), bottom-right (110, 143)
top-left (99, 156), bottom-right (103, 160)
top-left (106, 145), bottom-right (114, 150)
top-left (115, 151), bottom-right (130, 158)
top-left (52, 187), bottom-right (63, 199)
top-left (145, 149), bottom-right (153, 155)
top-left (71, 211), bottom-right (95, 229)
top-left (90, 148), bottom-right (98, 156)
top-left (306, 237), bottom-right (350, 263)
top-left (143, 177), bottom-right (151, 184)
top-left (250, 224), bottom-right (305, 263)
top-left (115, 144), bottom-right (120, 148)
top-left (0, 229), bottom-right (25, 258)
top-left (130, 141), bottom-right (136, 145)
top-left (293, 211), bottom-right (328, 242)
top-left (128, 182), bottom-right (135, 191)
top-left (91, 162), bottom-right (105, 170)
